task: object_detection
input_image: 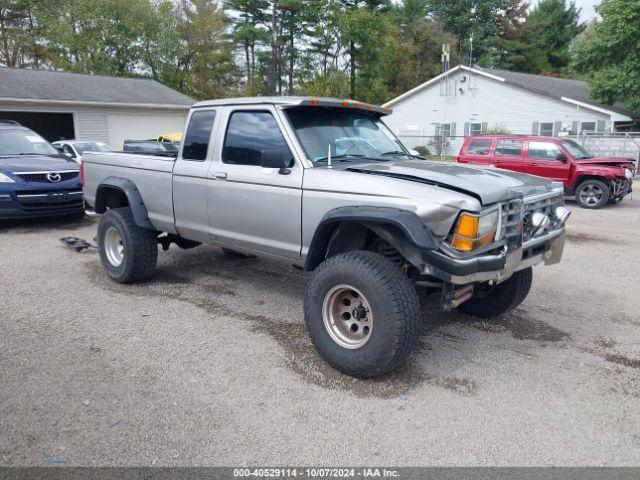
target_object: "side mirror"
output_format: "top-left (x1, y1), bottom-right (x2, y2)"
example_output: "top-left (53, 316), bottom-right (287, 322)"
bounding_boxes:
top-left (556, 152), bottom-right (568, 162)
top-left (54, 146), bottom-right (65, 154)
top-left (261, 150), bottom-right (290, 174)
top-left (409, 149), bottom-right (420, 156)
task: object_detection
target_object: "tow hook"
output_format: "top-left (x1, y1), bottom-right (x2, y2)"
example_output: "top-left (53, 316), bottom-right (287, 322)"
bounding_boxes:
top-left (442, 283), bottom-right (474, 311)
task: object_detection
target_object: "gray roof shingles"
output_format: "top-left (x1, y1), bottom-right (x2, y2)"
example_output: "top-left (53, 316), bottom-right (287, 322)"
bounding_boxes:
top-left (0, 67), bottom-right (194, 106)
top-left (482, 68), bottom-right (634, 118)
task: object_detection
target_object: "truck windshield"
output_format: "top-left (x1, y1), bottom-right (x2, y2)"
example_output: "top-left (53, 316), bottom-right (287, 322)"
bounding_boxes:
top-left (285, 107), bottom-right (406, 163)
top-left (0, 130), bottom-right (59, 157)
top-left (561, 140), bottom-right (594, 160)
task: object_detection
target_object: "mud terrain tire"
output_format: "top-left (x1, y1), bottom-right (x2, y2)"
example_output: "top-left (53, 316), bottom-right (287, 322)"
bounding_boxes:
top-left (304, 250), bottom-right (421, 378)
top-left (458, 267), bottom-right (532, 319)
top-left (98, 207), bottom-right (157, 283)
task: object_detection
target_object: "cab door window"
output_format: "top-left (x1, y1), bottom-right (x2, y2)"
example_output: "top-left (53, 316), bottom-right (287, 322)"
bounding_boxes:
top-left (222, 111), bottom-right (293, 167)
top-left (528, 141), bottom-right (563, 160)
top-left (494, 139), bottom-right (523, 157)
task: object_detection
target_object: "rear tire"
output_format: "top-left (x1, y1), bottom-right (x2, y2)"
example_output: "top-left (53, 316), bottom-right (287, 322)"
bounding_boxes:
top-left (97, 207), bottom-right (157, 283)
top-left (304, 250), bottom-right (421, 378)
top-left (458, 267), bottom-right (532, 319)
top-left (575, 179), bottom-right (609, 209)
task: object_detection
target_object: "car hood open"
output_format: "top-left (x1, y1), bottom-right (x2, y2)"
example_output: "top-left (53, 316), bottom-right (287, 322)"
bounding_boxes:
top-left (0, 155), bottom-right (79, 173)
top-left (342, 159), bottom-right (558, 205)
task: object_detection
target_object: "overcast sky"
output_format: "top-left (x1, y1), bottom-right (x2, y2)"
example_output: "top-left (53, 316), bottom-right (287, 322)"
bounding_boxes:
top-left (533, 0), bottom-right (599, 22)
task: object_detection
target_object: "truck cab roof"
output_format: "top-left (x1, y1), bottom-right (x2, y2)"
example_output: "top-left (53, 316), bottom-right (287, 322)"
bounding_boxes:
top-left (192, 96), bottom-right (392, 115)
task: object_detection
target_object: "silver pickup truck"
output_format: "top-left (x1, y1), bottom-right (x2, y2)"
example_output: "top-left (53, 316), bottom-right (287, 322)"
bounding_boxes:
top-left (83, 97), bottom-right (570, 378)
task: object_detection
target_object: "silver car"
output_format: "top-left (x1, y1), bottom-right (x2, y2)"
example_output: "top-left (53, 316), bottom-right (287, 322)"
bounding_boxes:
top-left (82, 97), bottom-right (570, 378)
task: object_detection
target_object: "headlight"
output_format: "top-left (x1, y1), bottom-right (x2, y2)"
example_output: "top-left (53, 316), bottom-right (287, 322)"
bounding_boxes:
top-left (0, 173), bottom-right (15, 183)
top-left (625, 169), bottom-right (634, 179)
top-left (451, 209), bottom-right (499, 252)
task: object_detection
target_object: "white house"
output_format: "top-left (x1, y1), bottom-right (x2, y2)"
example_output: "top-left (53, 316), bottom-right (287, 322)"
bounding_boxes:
top-left (0, 67), bottom-right (194, 148)
top-left (383, 65), bottom-right (638, 156)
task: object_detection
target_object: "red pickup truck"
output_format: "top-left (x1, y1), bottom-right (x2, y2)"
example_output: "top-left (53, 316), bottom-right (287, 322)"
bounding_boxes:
top-left (457, 135), bottom-right (636, 209)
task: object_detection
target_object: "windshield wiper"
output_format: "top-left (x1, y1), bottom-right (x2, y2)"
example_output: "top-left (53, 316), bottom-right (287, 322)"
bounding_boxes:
top-left (314, 153), bottom-right (367, 163)
top-left (381, 150), bottom-right (424, 159)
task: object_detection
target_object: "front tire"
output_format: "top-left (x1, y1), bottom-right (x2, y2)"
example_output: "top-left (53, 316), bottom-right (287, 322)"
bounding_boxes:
top-left (97, 207), bottom-right (158, 283)
top-left (458, 267), bottom-right (532, 319)
top-left (575, 179), bottom-right (609, 209)
top-left (304, 251), bottom-right (421, 378)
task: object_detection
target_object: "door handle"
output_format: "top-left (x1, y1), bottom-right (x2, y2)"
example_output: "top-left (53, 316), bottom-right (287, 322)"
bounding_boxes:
top-left (527, 162), bottom-right (537, 166)
top-left (213, 172), bottom-right (227, 179)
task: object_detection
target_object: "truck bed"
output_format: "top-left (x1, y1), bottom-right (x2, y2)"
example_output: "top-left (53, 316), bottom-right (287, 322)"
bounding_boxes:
top-left (83, 152), bottom-right (177, 233)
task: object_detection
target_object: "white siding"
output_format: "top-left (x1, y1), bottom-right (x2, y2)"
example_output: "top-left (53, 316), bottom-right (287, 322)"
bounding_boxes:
top-left (384, 73), bottom-right (611, 154)
top-left (106, 112), bottom-right (186, 148)
top-left (75, 110), bottom-right (109, 143)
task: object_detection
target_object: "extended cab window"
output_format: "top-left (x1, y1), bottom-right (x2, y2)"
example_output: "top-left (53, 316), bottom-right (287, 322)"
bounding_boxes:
top-left (494, 139), bottom-right (523, 157)
top-left (528, 141), bottom-right (562, 160)
top-left (182, 110), bottom-right (216, 161)
top-left (223, 111), bottom-right (293, 166)
top-left (467, 139), bottom-right (491, 155)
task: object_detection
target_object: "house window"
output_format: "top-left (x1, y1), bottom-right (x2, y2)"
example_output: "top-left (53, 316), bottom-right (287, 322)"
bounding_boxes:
top-left (470, 122), bottom-right (483, 136)
top-left (437, 123), bottom-right (452, 137)
top-left (580, 121), bottom-right (596, 134)
top-left (539, 122), bottom-right (554, 137)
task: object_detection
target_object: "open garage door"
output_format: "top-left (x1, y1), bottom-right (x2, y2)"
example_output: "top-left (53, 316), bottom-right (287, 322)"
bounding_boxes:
top-left (107, 113), bottom-right (186, 150)
top-left (0, 111), bottom-right (75, 142)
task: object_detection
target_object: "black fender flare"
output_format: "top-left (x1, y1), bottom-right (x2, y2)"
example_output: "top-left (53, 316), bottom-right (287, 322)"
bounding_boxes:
top-left (304, 206), bottom-right (437, 271)
top-left (94, 177), bottom-right (155, 230)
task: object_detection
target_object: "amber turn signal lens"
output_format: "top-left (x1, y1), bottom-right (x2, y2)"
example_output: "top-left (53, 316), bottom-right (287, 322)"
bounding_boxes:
top-left (456, 214), bottom-right (479, 237)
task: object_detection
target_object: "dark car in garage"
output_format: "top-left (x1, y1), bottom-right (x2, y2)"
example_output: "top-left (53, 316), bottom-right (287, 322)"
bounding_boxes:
top-left (0, 120), bottom-right (84, 220)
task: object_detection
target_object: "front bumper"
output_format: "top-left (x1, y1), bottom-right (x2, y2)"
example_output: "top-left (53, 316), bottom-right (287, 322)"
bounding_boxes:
top-left (0, 188), bottom-right (84, 220)
top-left (421, 228), bottom-right (566, 285)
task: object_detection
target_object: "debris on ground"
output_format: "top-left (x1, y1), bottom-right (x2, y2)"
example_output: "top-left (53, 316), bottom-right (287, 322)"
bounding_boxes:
top-left (60, 237), bottom-right (97, 252)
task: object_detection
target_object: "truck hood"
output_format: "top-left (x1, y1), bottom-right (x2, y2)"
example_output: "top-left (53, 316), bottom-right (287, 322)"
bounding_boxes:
top-left (574, 157), bottom-right (636, 168)
top-left (341, 159), bottom-right (557, 205)
top-left (0, 154), bottom-right (79, 173)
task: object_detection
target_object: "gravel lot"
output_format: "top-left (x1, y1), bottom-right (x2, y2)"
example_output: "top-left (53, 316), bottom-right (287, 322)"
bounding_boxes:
top-left (1, 197), bottom-right (639, 466)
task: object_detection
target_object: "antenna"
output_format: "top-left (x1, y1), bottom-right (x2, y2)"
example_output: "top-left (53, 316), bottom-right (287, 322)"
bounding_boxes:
top-left (468, 35), bottom-right (474, 92)
top-left (441, 43), bottom-right (451, 96)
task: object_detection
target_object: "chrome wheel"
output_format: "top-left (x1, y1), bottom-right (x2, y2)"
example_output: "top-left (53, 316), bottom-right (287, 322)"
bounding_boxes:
top-left (578, 183), bottom-right (604, 207)
top-left (322, 285), bottom-right (373, 349)
top-left (104, 227), bottom-right (124, 267)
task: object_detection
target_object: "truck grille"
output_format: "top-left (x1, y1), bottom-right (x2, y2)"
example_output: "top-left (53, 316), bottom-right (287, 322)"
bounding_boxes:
top-left (499, 199), bottom-right (523, 242)
top-left (15, 171), bottom-right (79, 183)
top-left (522, 193), bottom-right (564, 242)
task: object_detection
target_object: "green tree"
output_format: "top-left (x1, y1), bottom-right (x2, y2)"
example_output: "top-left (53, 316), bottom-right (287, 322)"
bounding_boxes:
top-left (573, 0), bottom-right (640, 115)
top-left (390, 17), bottom-right (458, 96)
top-left (226, 0), bottom-right (269, 93)
top-left (0, 0), bottom-right (54, 68)
top-left (526, 0), bottom-right (584, 72)
top-left (42, 0), bottom-right (150, 76)
top-left (496, 0), bottom-right (550, 72)
top-left (426, 0), bottom-right (510, 66)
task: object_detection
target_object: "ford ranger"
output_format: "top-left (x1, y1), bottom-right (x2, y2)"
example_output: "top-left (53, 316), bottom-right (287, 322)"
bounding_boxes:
top-left (82, 97), bottom-right (571, 378)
